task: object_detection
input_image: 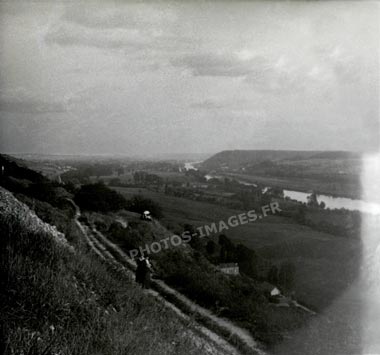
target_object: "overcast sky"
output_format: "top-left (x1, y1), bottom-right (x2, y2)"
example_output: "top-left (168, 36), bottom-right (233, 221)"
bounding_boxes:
top-left (0, 1), bottom-right (379, 156)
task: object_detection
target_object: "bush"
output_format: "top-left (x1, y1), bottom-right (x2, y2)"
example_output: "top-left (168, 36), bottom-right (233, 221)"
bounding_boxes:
top-left (153, 249), bottom-right (285, 344)
top-left (75, 182), bottom-right (127, 212)
top-left (125, 195), bottom-right (163, 218)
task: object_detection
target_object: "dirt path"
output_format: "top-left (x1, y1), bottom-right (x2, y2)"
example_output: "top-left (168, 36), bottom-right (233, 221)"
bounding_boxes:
top-left (68, 200), bottom-right (266, 355)
top-left (91, 228), bottom-right (265, 355)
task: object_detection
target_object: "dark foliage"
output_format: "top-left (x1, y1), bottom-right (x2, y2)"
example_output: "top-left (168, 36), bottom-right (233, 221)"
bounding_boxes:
top-left (125, 195), bottom-right (163, 218)
top-left (278, 261), bottom-right (296, 292)
top-left (0, 155), bottom-right (45, 184)
top-left (75, 182), bottom-right (127, 212)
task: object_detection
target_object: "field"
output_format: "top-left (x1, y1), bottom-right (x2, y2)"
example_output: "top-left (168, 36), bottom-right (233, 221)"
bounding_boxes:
top-left (201, 150), bottom-right (362, 199)
top-left (114, 187), bottom-right (362, 312)
top-left (223, 172), bottom-right (361, 200)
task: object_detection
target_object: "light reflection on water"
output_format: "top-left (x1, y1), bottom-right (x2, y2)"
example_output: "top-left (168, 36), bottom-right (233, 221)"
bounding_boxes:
top-left (284, 190), bottom-right (380, 215)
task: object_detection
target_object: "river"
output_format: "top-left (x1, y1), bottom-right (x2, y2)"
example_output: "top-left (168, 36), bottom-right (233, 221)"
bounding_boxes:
top-left (205, 174), bottom-right (380, 215)
top-left (283, 189), bottom-right (380, 215)
top-left (185, 161), bottom-right (380, 215)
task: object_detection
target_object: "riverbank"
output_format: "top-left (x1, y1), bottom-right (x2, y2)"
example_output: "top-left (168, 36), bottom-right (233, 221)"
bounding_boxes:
top-left (206, 172), bottom-right (380, 215)
top-left (222, 172), bottom-right (362, 200)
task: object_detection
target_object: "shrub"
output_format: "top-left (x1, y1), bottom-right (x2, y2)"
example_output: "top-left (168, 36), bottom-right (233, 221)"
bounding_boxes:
top-left (125, 195), bottom-right (163, 219)
top-left (75, 182), bottom-right (127, 212)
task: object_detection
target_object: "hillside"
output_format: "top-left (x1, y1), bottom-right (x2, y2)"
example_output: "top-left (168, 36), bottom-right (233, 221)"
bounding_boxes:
top-left (0, 185), bottom-right (242, 355)
top-left (0, 155), bottom-right (269, 354)
top-left (201, 150), bottom-right (317, 170)
top-left (200, 150), bottom-right (362, 198)
top-left (201, 150), bottom-right (360, 171)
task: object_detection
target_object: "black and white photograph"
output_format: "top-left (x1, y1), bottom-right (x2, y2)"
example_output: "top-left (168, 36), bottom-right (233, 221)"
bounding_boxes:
top-left (0, 1), bottom-right (379, 354)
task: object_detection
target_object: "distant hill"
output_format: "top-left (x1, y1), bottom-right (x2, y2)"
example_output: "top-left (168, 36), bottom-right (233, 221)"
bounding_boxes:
top-left (0, 154), bottom-right (46, 183)
top-left (201, 150), bottom-right (360, 170)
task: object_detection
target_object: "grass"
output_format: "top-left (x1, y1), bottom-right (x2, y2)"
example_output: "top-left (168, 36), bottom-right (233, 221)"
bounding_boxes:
top-left (223, 172), bottom-right (361, 199)
top-left (0, 213), bottom-right (215, 355)
top-left (113, 186), bottom-right (362, 311)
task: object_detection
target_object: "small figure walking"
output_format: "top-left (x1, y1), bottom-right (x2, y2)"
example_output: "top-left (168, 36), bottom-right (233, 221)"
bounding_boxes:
top-left (135, 254), bottom-right (153, 289)
top-left (143, 256), bottom-right (152, 289)
top-left (135, 254), bottom-right (146, 287)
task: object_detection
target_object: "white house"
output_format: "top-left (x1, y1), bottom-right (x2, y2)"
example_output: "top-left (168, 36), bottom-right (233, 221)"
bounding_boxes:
top-left (260, 282), bottom-right (281, 297)
top-left (217, 263), bottom-right (239, 276)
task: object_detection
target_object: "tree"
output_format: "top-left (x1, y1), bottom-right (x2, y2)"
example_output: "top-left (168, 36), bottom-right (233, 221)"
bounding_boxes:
top-left (235, 244), bottom-right (258, 279)
top-left (278, 262), bottom-right (296, 291)
top-left (125, 195), bottom-right (163, 218)
top-left (184, 224), bottom-right (202, 251)
top-left (307, 192), bottom-right (319, 207)
top-left (265, 187), bottom-right (284, 198)
top-left (267, 265), bottom-right (279, 284)
top-left (109, 178), bottom-right (121, 186)
top-left (218, 234), bottom-right (236, 262)
top-left (206, 240), bottom-right (216, 255)
top-left (117, 167), bottom-right (124, 176)
top-left (74, 182), bottom-right (127, 212)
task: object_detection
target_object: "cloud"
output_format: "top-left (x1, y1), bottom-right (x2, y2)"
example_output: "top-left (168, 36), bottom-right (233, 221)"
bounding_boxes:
top-left (62, 4), bottom-right (176, 30)
top-left (0, 89), bottom-right (67, 114)
top-left (173, 52), bottom-right (306, 94)
top-left (244, 58), bottom-right (305, 94)
top-left (190, 99), bottom-right (224, 110)
top-left (172, 52), bottom-right (256, 77)
top-left (44, 4), bottom-right (185, 54)
top-left (45, 21), bottom-right (151, 50)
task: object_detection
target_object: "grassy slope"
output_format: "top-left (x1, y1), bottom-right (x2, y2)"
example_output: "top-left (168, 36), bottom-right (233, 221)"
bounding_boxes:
top-left (113, 187), bottom-right (361, 311)
top-left (201, 150), bottom-right (362, 198)
top-left (223, 172), bottom-right (361, 200)
top-left (0, 200), bottom-right (213, 355)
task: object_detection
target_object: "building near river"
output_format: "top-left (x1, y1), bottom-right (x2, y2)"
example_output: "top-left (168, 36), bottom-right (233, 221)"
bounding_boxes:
top-left (259, 281), bottom-right (281, 298)
top-left (217, 263), bottom-right (239, 276)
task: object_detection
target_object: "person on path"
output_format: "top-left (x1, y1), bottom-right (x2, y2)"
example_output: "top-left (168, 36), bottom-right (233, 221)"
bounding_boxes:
top-left (135, 255), bottom-right (146, 286)
top-left (143, 256), bottom-right (152, 289)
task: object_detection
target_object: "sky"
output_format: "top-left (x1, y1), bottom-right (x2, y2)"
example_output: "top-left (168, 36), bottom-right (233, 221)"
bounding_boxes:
top-left (0, 1), bottom-right (379, 156)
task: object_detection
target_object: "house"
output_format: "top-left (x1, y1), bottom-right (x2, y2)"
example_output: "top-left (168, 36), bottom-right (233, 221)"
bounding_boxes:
top-left (260, 281), bottom-right (281, 298)
top-left (217, 263), bottom-right (239, 276)
top-left (141, 211), bottom-right (152, 221)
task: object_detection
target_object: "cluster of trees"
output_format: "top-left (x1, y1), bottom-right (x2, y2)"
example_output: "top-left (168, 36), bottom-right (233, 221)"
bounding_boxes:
top-left (155, 249), bottom-right (284, 344)
top-left (307, 192), bottom-right (326, 209)
top-left (218, 235), bottom-right (260, 278)
top-left (133, 171), bottom-right (162, 185)
top-left (280, 199), bottom-right (360, 237)
top-left (184, 169), bottom-right (207, 182)
top-left (163, 180), bottom-right (266, 211)
top-left (217, 234), bottom-right (296, 292)
top-left (125, 195), bottom-right (163, 218)
top-left (182, 227), bottom-right (297, 292)
top-left (26, 182), bottom-right (72, 208)
top-left (73, 182), bottom-right (163, 218)
top-left (128, 161), bottom-right (179, 172)
top-left (74, 182), bottom-right (127, 212)
top-left (61, 163), bottom-right (117, 183)
top-left (246, 160), bottom-right (360, 184)
top-left (267, 262), bottom-right (296, 292)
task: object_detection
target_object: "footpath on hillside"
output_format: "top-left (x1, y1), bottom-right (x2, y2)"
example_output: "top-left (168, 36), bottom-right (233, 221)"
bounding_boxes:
top-left (67, 198), bottom-right (266, 355)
